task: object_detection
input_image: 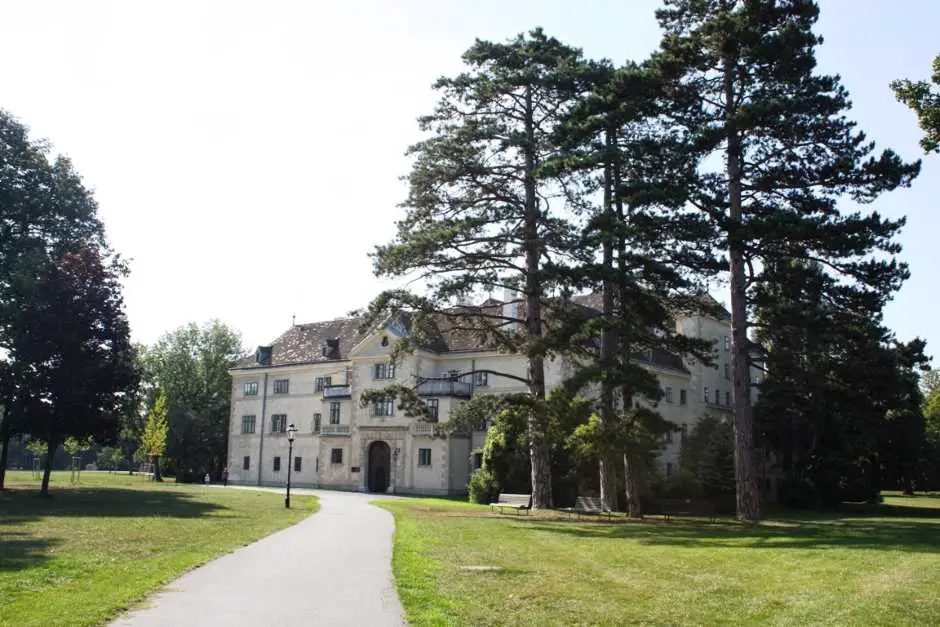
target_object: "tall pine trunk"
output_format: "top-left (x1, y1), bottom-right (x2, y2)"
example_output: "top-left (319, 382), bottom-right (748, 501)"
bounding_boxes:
top-left (724, 54), bottom-right (761, 522)
top-left (598, 124), bottom-right (618, 511)
top-left (623, 452), bottom-right (642, 518)
top-left (523, 85), bottom-right (552, 509)
top-left (40, 438), bottom-right (56, 496)
top-left (0, 428), bottom-right (9, 490)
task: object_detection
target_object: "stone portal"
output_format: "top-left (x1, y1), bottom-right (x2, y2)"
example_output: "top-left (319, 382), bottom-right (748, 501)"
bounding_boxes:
top-left (367, 441), bottom-right (391, 493)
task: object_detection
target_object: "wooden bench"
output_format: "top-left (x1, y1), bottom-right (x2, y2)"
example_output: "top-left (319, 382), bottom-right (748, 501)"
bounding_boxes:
top-left (490, 493), bottom-right (532, 514)
top-left (562, 496), bottom-right (614, 519)
top-left (659, 498), bottom-right (717, 522)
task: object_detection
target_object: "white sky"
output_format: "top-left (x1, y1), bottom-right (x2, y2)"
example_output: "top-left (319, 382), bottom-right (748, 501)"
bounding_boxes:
top-left (2, 0), bottom-right (938, 356)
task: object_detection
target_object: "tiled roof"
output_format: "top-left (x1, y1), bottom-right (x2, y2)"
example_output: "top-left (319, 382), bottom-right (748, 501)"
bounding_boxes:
top-left (234, 317), bottom-right (369, 369)
top-left (235, 292), bottom-right (703, 372)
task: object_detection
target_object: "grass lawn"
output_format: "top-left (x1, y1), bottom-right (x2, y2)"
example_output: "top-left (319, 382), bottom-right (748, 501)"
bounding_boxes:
top-left (379, 493), bottom-right (940, 626)
top-left (0, 471), bottom-right (317, 626)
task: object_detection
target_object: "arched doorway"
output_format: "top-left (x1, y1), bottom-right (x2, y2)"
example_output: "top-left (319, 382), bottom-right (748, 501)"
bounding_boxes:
top-left (368, 441), bottom-right (391, 493)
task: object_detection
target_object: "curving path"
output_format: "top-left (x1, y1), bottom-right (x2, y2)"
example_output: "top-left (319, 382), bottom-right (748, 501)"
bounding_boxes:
top-left (111, 489), bottom-right (406, 627)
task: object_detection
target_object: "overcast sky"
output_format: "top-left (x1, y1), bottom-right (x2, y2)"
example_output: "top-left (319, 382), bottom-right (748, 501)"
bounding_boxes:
top-left (2, 0), bottom-right (938, 355)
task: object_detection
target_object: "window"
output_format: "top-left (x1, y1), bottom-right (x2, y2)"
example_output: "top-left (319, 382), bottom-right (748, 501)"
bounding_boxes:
top-left (271, 414), bottom-right (287, 433)
top-left (473, 371), bottom-right (488, 386)
top-left (313, 413), bottom-right (321, 434)
top-left (725, 391), bottom-right (731, 406)
top-left (373, 362), bottom-right (396, 380)
top-left (666, 462), bottom-right (674, 477)
top-left (242, 456), bottom-right (250, 470)
top-left (418, 448), bottom-right (432, 467)
top-left (294, 456), bottom-right (302, 472)
top-left (329, 402), bottom-right (341, 424)
top-left (681, 423), bottom-right (688, 443)
top-left (315, 376), bottom-right (332, 392)
top-left (373, 398), bottom-right (395, 417)
top-left (704, 386), bottom-right (709, 403)
top-left (715, 389), bottom-right (720, 405)
top-left (241, 415), bottom-right (256, 434)
top-left (243, 381), bottom-right (258, 396)
top-left (273, 379), bottom-right (289, 394)
top-left (473, 452), bottom-right (483, 469)
top-left (447, 369), bottom-right (460, 381)
top-left (664, 387), bottom-right (674, 403)
top-left (273, 456), bottom-right (281, 472)
top-left (666, 429), bottom-right (674, 444)
top-left (381, 335), bottom-right (389, 346)
top-left (426, 399), bottom-right (439, 421)
top-left (724, 336), bottom-right (731, 352)
top-left (724, 363), bottom-right (730, 380)
top-left (680, 389), bottom-right (687, 405)
top-left (330, 448), bottom-right (343, 464)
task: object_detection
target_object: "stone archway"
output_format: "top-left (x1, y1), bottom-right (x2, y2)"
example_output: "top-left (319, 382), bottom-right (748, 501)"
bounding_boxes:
top-left (367, 441), bottom-right (391, 493)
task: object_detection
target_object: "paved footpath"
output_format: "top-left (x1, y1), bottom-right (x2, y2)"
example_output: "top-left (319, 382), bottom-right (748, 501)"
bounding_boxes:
top-left (111, 488), bottom-right (406, 627)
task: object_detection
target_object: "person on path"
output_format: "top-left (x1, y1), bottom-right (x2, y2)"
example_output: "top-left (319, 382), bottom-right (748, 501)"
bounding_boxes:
top-left (222, 466), bottom-right (229, 486)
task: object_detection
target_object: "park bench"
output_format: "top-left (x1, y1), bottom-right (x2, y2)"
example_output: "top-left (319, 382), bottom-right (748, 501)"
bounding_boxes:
top-left (490, 493), bottom-right (532, 514)
top-left (659, 498), bottom-right (717, 522)
top-left (561, 496), bottom-right (614, 519)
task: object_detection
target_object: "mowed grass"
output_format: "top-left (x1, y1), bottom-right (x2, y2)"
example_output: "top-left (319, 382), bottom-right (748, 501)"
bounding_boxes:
top-left (379, 493), bottom-right (940, 626)
top-left (0, 471), bottom-right (317, 626)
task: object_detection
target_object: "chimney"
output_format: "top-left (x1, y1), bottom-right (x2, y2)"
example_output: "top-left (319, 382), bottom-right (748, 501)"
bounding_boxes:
top-left (501, 287), bottom-right (521, 332)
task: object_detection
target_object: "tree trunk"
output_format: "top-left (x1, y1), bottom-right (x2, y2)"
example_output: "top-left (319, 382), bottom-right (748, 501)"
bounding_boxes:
top-left (523, 85), bottom-right (552, 509)
top-left (723, 53), bottom-right (762, 522)
top-left (598, 124), bottom-right (618, 511)
top-left (152, 455), bottom-right (163, 482)
top-left (0, 429), bottom-right (10, 490)
top-left (623, 452), bottom-right (643, 518)
top-left (40, 439), bottom-right (56, 496)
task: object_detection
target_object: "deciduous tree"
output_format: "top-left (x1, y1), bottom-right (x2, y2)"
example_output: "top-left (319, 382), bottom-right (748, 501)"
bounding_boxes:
top-left (141, 388), bottom-right (168, 481)
top-left (892, 54), bottom-right (940, 154)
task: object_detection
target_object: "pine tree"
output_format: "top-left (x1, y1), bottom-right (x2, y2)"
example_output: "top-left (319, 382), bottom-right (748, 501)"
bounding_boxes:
top-left (551, 60), bottom-right (719, 514)
top-left (141, 388), bottom-right (169, 482)
top-left (653, 0), bottom-right (920, 520)
top-left (366, 30), bottom-right (591, 509)
top-left (892, 53), bottom-right (940, 154)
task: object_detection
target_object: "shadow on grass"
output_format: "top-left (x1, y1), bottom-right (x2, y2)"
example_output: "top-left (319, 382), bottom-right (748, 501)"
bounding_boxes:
top-left (0, 486), bottom-right (229, 522)
top-left (509, 510), bottom-right (940, 553)
top-left (0, 487), bottom-right (232, 573)
top-left (0, 531), bottom-right (60, 572)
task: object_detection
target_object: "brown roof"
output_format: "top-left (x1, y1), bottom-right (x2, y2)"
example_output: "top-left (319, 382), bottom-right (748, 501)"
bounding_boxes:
top-left (235, 293), bottom-right (695, 372)
top-left (234, 317), bottom-right (369, 369)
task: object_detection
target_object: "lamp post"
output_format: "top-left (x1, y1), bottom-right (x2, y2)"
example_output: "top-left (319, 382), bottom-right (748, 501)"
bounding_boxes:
top-left (285, 423), bottom-right (297, 508)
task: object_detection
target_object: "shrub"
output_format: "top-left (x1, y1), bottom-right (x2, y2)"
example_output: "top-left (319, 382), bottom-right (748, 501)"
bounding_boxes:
top-left (468, 469), bottom-right (499, 504)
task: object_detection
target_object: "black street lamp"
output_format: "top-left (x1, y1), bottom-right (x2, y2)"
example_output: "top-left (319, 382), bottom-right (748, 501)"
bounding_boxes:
top-left (285, 423), bottom-right (297, 508)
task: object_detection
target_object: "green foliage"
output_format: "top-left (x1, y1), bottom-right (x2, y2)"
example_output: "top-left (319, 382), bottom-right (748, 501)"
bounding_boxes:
top-left (140, 389), bottom-right (168, 458)
top-left (25, 438), bottom-right (46, 458)
top-left (0, 110), bottom-right (138, 494)
top-left (653, 0), bottom-right (920, 520)
top-left (143, 321), bottom-right (243, 482)
top-left (678, 414), bottom-right (735, 499)
top-left (891, 53), bottom-right (940, 154)
top-left (467, 468), bottom-right (498, 504)
top-left (364, 29), bottom-right (596, 508)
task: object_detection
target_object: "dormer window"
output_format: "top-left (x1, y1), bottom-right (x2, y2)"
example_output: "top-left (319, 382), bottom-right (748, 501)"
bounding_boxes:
top-left (381, 336), bottom-right (389, 347)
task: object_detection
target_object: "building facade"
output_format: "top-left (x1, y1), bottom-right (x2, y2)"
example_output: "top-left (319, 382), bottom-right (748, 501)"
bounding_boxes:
top-left (226, 296), bottom-right (744, 495)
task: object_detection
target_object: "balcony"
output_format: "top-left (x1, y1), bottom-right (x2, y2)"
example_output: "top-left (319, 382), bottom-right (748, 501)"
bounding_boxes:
top-left (416, 378), bottom-right (472, 398)
top-left (411, 422), bottom-right (437, 436)
top-left (322, 384), bottom-right (352, 399)
top-left (704, 400), bottom-right (733, 413)
top-left (320, 424), bottom-right (352, 436)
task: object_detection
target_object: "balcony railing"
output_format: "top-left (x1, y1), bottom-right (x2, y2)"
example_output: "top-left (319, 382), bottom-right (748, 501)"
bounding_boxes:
top-left (411, 422), bottom-right (437, 436)
top-left (704, 400), bottom-right (733, 412)
top-left (322, 384), bottom-right (352, 399)
top-left (416, 379), bottom-right (472, 397)
top-left (320, 424), bottom-right (352, 436)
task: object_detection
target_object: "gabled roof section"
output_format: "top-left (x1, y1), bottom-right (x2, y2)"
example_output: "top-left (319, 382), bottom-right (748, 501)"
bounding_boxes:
top-left (234, 317), bottom-right (368, 369)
